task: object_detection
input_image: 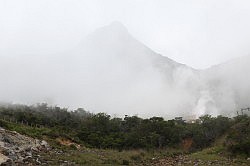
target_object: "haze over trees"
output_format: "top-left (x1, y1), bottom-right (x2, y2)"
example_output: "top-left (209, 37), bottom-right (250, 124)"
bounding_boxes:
top-left (0, 23), bottom-right (250, 118)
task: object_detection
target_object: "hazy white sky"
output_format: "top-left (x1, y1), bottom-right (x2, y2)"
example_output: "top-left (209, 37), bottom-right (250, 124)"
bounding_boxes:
top-left (1, 0), bottom-right (250, 69)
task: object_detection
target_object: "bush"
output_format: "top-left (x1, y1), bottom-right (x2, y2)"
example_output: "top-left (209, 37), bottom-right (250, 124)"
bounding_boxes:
top-left (70, 144), bottom-right (78, 150)
top-left (226, 116), bottom-right (250, 156)
top-left (130, 154), bottom-right (141, 161)
top-left (122, 160), bottom-right (130, 165)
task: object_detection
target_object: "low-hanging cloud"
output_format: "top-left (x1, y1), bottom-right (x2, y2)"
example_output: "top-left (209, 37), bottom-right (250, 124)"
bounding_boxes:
top-left (0, 22), bottom-right (250, 119)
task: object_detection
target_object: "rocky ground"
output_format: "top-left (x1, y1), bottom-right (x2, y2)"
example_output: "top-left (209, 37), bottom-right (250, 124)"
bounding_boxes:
top-left (151, 155), bottom-right (230, 166)
top-left (151, 155), bottom-right (250, 166)
top-left (0, 127), bottom-right (50, 165)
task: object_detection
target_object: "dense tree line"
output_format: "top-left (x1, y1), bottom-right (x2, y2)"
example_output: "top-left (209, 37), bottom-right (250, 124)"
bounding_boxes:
top-left (226, 115), bottom-right (250, 156)
top-left (0, 103), bottom-right (247, 153)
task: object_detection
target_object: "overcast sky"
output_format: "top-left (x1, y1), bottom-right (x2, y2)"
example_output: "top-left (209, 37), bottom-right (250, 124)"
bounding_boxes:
top-left (1, 0), bottom-right (250, 69)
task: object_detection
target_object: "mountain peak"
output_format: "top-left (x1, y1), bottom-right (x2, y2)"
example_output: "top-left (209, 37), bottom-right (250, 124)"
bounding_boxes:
top-left (107, 21), bottom-right (128, 33)
top-left (92, 21), bottom-right (128, 36)
top-left (80, 21), bottom-right (131, 50)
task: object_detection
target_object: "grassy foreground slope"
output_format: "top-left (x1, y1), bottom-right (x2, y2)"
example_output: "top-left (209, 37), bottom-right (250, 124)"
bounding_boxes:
top-left (0, 104), bottom-right (250, 165)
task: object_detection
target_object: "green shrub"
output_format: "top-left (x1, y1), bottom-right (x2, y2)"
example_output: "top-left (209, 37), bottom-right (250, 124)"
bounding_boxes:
top-left (122, 160), bottom-right (130, 165)
top-left (130, 154), bottom-right (141, 161)
top-left (226, 116), bottom-right (250, 156)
